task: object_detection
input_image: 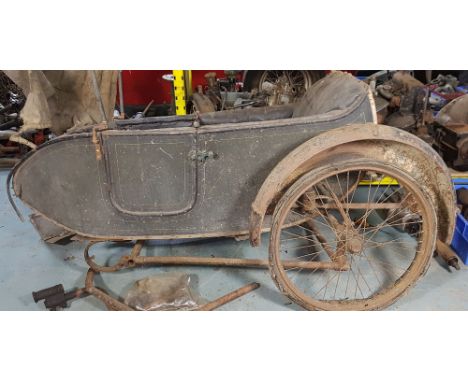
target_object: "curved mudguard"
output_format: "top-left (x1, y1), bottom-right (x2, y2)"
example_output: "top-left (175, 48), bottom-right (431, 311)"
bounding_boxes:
top-left (249, 123), bottom-right (456, 246)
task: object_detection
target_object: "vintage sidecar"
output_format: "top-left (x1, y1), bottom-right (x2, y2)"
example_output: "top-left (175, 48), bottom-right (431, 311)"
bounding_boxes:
top-left (9, 72), bottom-right (456, 310)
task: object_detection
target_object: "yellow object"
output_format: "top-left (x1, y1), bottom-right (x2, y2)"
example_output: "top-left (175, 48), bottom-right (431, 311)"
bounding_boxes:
top-left (173, 70), bottom-right (187, 115)
top-left (359, 176), bottom-right (398, 186)
top-left (360, 173), bottom-right (468, 186)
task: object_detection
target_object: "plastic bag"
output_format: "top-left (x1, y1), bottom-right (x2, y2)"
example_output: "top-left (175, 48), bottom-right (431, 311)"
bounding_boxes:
top-left (124, 272), bottom-right (204, 311)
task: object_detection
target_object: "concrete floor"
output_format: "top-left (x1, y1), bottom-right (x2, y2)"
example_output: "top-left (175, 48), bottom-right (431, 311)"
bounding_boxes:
top-left (1, 169), bottom-right (468, 310)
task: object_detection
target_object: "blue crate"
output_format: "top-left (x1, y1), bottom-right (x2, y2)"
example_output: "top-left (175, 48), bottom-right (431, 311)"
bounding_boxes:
top-left (451, 213), bottom-right (468, 265)
top-left (451, 184), bottom-right (468, 264)
top-left (455, 85), bottom-right (468, 94)
top-left (453, 178), bottom-right (468, 186)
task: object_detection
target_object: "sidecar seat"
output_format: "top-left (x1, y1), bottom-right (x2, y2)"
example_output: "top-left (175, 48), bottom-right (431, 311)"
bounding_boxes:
top-left (198, 71), bottom-right (367, 126)
top-left (292, 72), bottom-right (368, 118)
top-left (198, 104), bottom-right (294, 125)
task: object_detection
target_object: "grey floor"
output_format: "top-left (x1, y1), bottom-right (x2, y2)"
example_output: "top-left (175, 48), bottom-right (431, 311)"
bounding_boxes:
top-left (1, 169), bottom-right (468, 311)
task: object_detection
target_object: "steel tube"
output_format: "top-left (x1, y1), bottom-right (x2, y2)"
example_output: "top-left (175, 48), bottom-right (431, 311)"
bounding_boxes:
top-left (85, 269), bottom-right (134, 311)
top-left (133, 255), bottom-right (347, 270)
top-left (198, 282), bottom-right (260, 311)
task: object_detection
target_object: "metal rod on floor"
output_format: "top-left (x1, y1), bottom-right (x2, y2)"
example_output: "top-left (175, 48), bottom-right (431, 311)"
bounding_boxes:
top-left (198, 282), bottom-right (260, 311)
top-left (133, 256), bottom-right (347, 270)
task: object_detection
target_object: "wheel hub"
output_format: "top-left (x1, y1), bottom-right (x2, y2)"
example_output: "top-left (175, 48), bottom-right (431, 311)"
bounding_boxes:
top-left (347, 235), bottom-right (363, 254)
top-left (335, 218), bottom-right (364, 255)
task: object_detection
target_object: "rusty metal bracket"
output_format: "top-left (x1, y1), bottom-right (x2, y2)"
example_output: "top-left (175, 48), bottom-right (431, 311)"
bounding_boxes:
top-left (436, 239), bottom-right (461, 270)
top-left (84, 240), bottom-right (349, 273)
top-left (84, 268), bottom-right (260, 311)
top-left (32, 263), bottom-right (260, 311)
top-left (91, 122), bottom-right (108, 161)
top-left (77, 238), bottom-right (353, 310)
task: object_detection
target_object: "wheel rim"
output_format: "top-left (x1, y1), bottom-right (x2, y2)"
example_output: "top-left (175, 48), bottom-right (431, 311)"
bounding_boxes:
top-left (269, 159), bottom-right (436, 310)
top-left (258, 70), bottom-right (313, 97)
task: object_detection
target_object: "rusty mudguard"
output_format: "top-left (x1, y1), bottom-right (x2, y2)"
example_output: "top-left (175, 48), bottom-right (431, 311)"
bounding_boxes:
top-left (249, 123), bottom-right (456, 246)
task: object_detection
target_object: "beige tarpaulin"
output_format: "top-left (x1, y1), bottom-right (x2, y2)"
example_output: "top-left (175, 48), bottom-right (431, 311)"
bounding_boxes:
top-left (4, 70), bottom-right (118, 135)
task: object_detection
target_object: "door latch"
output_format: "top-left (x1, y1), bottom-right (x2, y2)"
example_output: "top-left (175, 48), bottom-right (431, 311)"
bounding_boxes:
top-left (189, 150), bottom-right (217, 163)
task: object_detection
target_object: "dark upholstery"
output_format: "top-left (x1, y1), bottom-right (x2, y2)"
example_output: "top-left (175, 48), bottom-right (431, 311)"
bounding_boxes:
top-left (199, 104), bottom-right (294, 125)
top-left (198, 72), bottom-right (368, 125)
top-left (293, 72), bottom-right (367, 118)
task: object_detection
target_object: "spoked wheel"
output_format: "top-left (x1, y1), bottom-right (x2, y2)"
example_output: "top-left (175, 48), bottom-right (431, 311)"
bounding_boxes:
top-left (269, 157), bottom-right (437, 310)
top-left (260, 70), bottom-right (316, 98)
top-left (259, 70), bottom-right (312, 97)
top-left (244, 70), bottom-right (323, 98)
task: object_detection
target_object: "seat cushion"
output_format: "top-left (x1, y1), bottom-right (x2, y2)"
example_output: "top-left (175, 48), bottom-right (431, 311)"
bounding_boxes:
top-left (293, 72), bottom-right (368, 118)
top-left (199, 104), bottom-right (294, 125)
